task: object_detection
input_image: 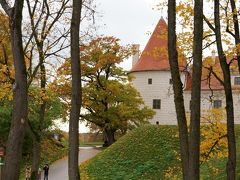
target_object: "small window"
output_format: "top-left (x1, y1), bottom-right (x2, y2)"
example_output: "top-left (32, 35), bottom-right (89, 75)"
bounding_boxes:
top-left (213, 100), bottom-right (222, 108)
top-left (153, 99), bottom-right (161, 109)
top-left (148, 78), bottom-right (152, 84)
top-left (156, 121), bottom-right (159, 125)
top-left (234, 77), bottom-right (240, 85)
top-left (169, 78), bottom-right (173, 84)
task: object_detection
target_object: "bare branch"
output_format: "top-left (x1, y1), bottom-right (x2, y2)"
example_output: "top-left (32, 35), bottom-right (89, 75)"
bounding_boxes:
top-left (204, 15), bottom-right (216, 33)
top-left (203, 65), bottom-right (224, 86)
top-left (0, 0), bottom-right (12, 16)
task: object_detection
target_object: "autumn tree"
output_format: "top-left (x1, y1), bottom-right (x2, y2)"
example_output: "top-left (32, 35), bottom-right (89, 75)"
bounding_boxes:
top-left (188, 0), bottom-right (203, 178)
top-left (201, 1), bottom-right (238, 178)
top-left (167, 1), bottom-right (189, 179)
top-left (0, 11), bottom-right (14, 100)
top-left (214, 0), bottom-right (236, 178)
top-left (168, 0), bottom-right (203, 179)
top-left (24, 0), bottom-right (73, 177)
top-left (228, 0), bottom-right (240, 73)
top-left (22, 0), bottom-right (95, 177)
top-left (80, 37), bottom-right (155, 146)
top-left (0, 0), bottom-right (28, 179)
top-left (68, 0), bottom-right (83, 178)
top-left (55, 37), bottom-right (155, 146)
top-left (200, 109), bottom-right (228, 163)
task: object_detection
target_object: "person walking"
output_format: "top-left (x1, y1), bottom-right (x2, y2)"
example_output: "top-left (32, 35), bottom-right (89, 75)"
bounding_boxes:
top-left (43, 163), bottom-right (49, 180)
top-left (25, 166), bottom-right (31, 180)
top-left (37, 167), bottom-right (41, 180)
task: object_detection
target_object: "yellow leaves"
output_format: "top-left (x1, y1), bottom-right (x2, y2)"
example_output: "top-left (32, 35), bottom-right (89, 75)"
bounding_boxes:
top-left (200, 109), bottom-right (228, 162)
top-left (28, 88), bottom-right (50, 105)
top-left (164, 166), bottom-right (180, 179)
top-left (0, 83), bottom-right (12, 100)
top-left (176, 1), bottom-right (194, 29)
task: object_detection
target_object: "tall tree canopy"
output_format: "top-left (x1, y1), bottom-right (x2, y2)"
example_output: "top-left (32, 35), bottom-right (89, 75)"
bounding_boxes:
top-left (55, 36), bottom-right (155, 146)
top-left (81, 37), bottom-right (155, 146)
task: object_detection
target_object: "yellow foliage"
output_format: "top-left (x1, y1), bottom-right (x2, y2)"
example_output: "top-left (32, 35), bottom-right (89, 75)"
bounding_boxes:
top-left (80, 162), bottom-right (91, 180)
top-left (164, 166), bottom-right (181, 180)
top-left (200, 109), bottom-right (228, 162)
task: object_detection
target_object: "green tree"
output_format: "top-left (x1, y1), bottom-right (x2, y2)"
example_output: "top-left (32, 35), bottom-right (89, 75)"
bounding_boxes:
top-left (81, 37), bottom-right (155, 146)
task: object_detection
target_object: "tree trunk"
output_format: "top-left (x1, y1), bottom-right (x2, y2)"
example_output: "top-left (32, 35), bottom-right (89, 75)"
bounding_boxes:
top-left (103, 128), bottom-right (116, 147)
top-left (24, 120), bottom-right (41, 180)
top-left (68, 0), bottom-right (83, 179)
top-left (167, 1), bottom-right (189, 179)
top-left (188, 0), bottom-right (203, 179)
top-left (229, 0), bottom-right (240, 74)
top-left (30, 137), bottom-right (40, 180)
top-left (1, 1), bottom-right (28, 179)
top-left (214, 1), bottom-right (236, 179)
top-left (31, 62), bottom-right (46, 179)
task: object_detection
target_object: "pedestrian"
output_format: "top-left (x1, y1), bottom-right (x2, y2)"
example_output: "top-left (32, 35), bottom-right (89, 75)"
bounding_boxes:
top-left (37, 167), bottom-right (41, 180)
top-left (25, 166), bottom-right (31, 180)
top-left (43, 163), bottom-right (49, 180)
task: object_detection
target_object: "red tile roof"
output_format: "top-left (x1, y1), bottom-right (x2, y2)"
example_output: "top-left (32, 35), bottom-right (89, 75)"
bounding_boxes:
top-left (130, 17), bottom-right (186, 72)
top-left (185, 56), bottom-right (240, 91)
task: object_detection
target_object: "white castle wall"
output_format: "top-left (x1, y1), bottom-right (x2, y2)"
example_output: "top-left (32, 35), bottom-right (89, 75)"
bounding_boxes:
top-left (132, 71), bottom-right (240, 124)
top-left (185, 90), bottom-right (240, 124)
top-left (131, 70), bottom-right (186, 124)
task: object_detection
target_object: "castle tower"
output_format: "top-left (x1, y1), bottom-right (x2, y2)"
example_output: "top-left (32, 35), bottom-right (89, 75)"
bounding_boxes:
top-left (129, 17), bottom-right (187, 124)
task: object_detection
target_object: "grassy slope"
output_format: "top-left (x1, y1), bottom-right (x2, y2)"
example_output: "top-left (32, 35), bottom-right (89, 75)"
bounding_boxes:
top-left (81, 125), bottom-right (181, 179)
top-left (81, 125), bottom-right (240, 180)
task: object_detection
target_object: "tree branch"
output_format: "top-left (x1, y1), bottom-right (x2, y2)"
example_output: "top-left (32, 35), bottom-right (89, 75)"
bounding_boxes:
top-left (0, 0), bottom-right (12, 16)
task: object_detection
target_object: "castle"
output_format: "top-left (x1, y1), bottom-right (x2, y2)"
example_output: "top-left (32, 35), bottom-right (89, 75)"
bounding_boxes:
top-left (129, 17), bottom-right (240, 124)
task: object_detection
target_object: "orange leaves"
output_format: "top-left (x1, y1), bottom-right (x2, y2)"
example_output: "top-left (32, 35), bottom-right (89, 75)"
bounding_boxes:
top-left (176, 1), bottom-right (194, 29)
top-left (0, 83), bottom-right (12, 100)
top-left (81, 36), bottom-right (132, 71)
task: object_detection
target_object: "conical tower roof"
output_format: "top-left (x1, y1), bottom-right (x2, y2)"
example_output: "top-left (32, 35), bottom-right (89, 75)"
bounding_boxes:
top-left (130, 17), bottom-right (186, 72)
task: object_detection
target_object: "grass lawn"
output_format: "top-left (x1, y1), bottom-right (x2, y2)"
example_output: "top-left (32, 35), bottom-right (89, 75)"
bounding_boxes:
top-left (81, 125), bottom-right (240, 179)
top-left (80, 141), bottom-right (103, 147)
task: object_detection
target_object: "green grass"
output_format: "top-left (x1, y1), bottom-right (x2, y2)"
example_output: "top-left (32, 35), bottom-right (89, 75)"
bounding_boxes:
top-left (81, 125), bottom-right (181, 179)
top-left (81, 125), bottom-right (240, 180)
top-left (80, 141), bottom-right (103, 147)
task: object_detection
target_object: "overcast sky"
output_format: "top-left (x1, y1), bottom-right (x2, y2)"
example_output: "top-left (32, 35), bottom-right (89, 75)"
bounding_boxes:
top-left (76, 0), bottom-right (165, 132)
top-left (94, 0), bottom-right (165, 70)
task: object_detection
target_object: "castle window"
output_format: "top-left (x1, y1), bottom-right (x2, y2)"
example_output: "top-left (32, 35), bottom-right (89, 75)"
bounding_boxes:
top-left (234, 77), bottom-right (240, 85)
top-left (153, 99), bottom-right (161, 109)
top-left (213, 100), bottom-right (222, 108)
top-left (148, 78), bottom-right (152, 84)
top-left (169, 78), bottom-right (173, 84)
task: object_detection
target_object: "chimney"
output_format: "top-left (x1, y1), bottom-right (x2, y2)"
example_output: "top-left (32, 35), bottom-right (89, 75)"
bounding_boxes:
top-left (211, 49), bottom-right (216, 63)
top-left (132, 44), bottom-right (140, 67)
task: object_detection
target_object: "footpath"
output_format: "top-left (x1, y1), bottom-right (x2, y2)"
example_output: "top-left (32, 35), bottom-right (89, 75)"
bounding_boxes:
top-left (41, 147), bottom-right (101, 180)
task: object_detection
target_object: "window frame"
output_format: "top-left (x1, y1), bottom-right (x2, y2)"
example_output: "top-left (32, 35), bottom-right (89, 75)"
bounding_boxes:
top-left (234, 77), bottom-right (240, 85)
top-left (153, 99), bottom-right (161, 109)
top-left (213, 100), bottom-right (222, 109)
top-left (148, 78), bottom-right (152, 85)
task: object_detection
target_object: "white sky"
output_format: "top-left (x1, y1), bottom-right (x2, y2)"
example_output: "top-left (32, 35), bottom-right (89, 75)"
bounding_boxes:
top-left (94, 0), bottom-right (165, 70)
